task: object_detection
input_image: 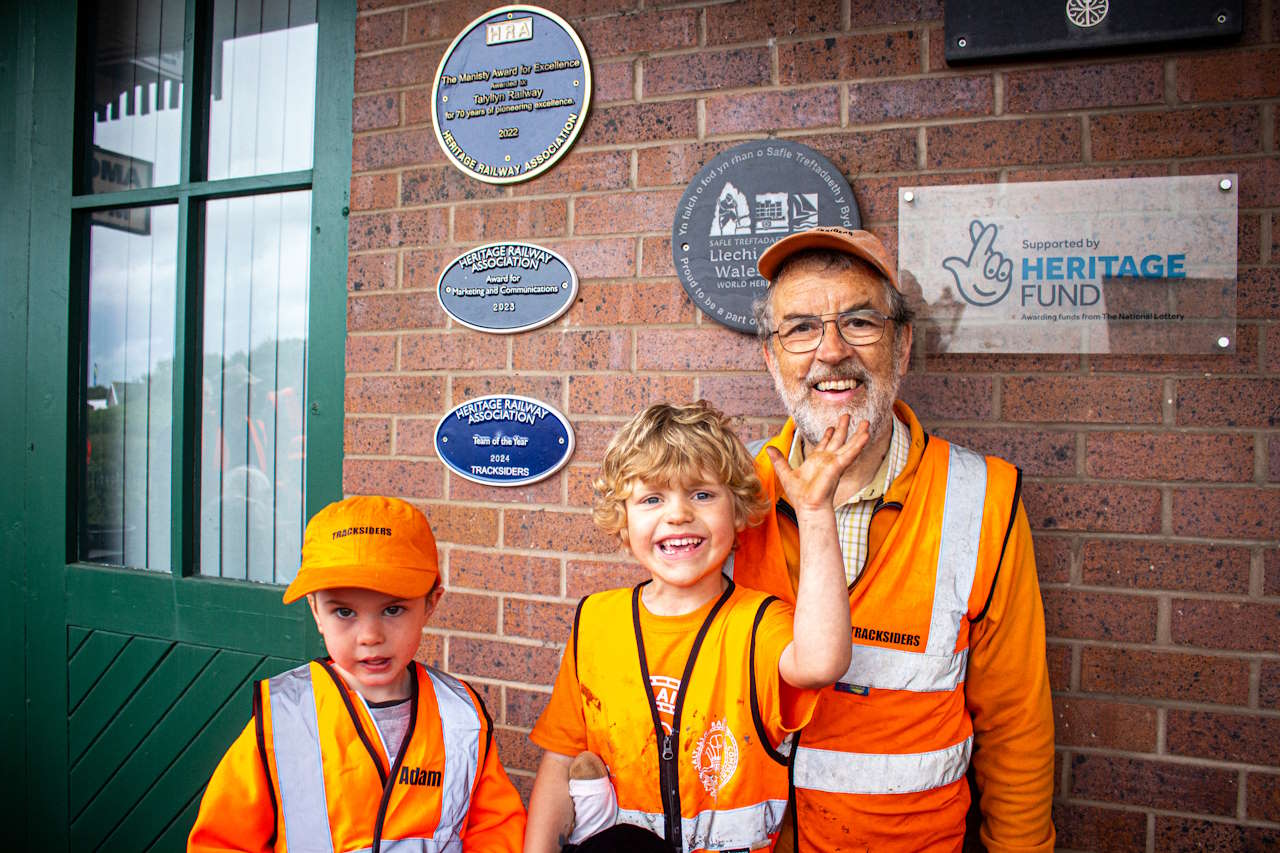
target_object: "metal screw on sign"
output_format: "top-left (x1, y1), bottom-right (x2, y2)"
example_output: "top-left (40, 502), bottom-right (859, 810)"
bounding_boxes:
top-left (956, 37), bottom-right (968, 48)
top-left (1216, 13), bottom-right (1228, 24)
top-left (903, 191), bottom-right (915, 204)
top-left (1219, 178), bottom-right (1233, 191)
top-left (1217, 336), bottom-right (1231, 348)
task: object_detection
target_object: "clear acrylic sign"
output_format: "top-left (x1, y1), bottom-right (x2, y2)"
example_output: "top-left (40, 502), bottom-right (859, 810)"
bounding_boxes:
top-left (897, 175), bottom-right (1237, 353)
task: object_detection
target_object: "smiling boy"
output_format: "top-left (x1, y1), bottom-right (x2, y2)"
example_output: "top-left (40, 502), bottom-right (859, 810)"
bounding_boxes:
top-left (189, 495), bottom-right (526, 852)
top-left (523, 401), bottom-right (866, 853)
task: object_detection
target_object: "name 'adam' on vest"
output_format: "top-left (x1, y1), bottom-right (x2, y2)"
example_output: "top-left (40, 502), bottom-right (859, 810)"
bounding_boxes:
top-left (399, 766), bottom-right (442, 787)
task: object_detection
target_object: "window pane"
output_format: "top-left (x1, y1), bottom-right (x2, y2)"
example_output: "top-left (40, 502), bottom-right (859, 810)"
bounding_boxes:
top-left (206, 0), bottom-right (317, 180)
top-left (81, 205), bottom-right (178, 570)
top-left (200, 191), bottom-right (311, 584)
top-left (81, 0), bottom-right (185, 193)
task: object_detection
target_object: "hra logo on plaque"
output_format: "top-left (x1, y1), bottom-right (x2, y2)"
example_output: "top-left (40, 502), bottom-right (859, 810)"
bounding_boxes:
top-left (671, 140), bottom-right (859, 333)
top-left (435, 395), bottom-right (575, 487)
top-left (431, 5), bottom-right (591, 184)
top-left (437, 242), bottom-right (578, 333)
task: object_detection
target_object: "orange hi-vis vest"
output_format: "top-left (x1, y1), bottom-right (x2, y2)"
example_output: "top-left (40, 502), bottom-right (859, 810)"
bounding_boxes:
top-left (736, 421), bottom-right (1021, 852)
top-left (258, 659), bottom-right (490, 853)
top-left (574, 582), bottom-right (790, 852)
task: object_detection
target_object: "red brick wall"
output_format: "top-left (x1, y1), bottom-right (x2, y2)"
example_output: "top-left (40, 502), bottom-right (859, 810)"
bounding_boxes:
top-left (346, 1), bottom-right (1280, 848)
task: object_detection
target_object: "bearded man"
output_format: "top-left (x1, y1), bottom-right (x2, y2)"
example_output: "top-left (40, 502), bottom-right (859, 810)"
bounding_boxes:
top-left (733, 227), bottom-right (1055, 853)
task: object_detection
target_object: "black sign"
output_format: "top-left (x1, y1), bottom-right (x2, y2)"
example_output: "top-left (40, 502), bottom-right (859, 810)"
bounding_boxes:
top-left (946, 0), bottom-right (1241, 63)
top-left (671, 140), bottom-right (859, 333)
top-left (438, 242), bottom-right (577, 333)
top-left (431, 5), bottom-right (591, 184)
top-left (435, 395), bottom-right (575, 487)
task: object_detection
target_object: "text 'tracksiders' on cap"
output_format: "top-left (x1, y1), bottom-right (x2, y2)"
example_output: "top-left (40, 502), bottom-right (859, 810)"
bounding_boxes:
top-left (282, 495), bottom-right (439, 604)
top-left (756, 226), bottom-right (899, 290)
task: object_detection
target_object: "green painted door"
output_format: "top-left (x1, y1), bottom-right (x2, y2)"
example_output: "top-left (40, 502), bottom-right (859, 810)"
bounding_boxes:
top-left (6, 0), bottom-right (353, 848)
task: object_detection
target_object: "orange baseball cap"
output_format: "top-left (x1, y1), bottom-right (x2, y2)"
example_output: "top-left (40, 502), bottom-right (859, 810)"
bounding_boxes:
top-left (756, 226), bottom-right (899, 290)
top-left (282, 495), bottom-right (440, 604)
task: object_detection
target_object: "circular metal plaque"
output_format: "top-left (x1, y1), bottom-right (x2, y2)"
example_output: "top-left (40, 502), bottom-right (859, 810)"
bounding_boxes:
top-left (435, 395), bottom-right (575, 487)
top-left (431, 5), bottom-right (591, 184)
top-left (437, 242), bottom-right (578, 333)
top-left (671, 140), bottom-right (860, 333)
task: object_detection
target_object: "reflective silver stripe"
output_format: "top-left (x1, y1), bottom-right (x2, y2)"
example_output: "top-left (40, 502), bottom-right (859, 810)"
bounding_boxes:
top-left (842, 644), bottom-right (968, 693)
top-left (927, 445), bottom-right (986, 657)
top-left (363, 840), bottom-right (440, 852)
top-left (268, 666), bottom-right (335, 853)
top-left (681, 799), bottom-right (786, 851)
top-left (617, 808), bottom-right (666, 838)
top-left (425, 667), bottom-right (481, 851)
top-left (792, 736), bottom-right (973, 795)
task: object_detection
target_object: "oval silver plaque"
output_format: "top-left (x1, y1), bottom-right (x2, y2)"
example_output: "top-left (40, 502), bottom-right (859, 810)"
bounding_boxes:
top-left (437, 241), bottom-right (578, 333)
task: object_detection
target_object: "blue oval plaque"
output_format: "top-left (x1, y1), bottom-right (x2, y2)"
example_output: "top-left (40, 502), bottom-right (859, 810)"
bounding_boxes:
top-left (438, 242), bottom-right (578, 333)
top-left (434, 395), bottom-right (575, 487)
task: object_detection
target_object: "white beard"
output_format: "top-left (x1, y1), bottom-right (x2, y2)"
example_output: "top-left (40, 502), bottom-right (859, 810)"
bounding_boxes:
top-left (769, 355), bottom-right (902, 448)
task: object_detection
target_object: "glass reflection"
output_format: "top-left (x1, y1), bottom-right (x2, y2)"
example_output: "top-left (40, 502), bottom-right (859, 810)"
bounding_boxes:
top-left (200, 191), bottom-right (311, 584)
top-left (82, 205), bottom-right (178, 570)
top-left (82, 0), bottom-right (185, 192)
top-left (207, 0), bottom-right (317, 180)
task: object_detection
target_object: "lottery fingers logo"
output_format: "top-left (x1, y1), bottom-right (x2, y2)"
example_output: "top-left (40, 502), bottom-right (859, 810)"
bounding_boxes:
top-left (943, 219), bottom-right (1014, 307)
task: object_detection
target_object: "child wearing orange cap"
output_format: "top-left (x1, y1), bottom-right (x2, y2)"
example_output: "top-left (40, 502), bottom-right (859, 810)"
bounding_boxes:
top-left (189, 495), bottom-right (527, 853)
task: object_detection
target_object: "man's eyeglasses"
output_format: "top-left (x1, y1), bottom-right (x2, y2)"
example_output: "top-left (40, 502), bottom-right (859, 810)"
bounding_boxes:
top-left (771, 309), bottom-right (894, 354)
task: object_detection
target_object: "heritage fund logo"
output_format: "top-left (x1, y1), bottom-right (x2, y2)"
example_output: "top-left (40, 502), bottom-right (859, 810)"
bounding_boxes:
top-left (943, 220), bottom-right (1014, 307)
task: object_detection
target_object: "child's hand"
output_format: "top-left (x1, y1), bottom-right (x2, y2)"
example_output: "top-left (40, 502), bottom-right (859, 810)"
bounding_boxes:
top-left (766, 414), bottom-right (869, 512)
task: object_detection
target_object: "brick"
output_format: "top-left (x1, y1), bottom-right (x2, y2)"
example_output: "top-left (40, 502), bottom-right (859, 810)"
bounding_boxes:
top-left (1033, 535), bottom-right (1071, 584)
top-left (505, 508), bottom-right (616, 554)
top-left (644, 47), bottom-right (770, 97)
top-left (539, 238), bottom-right (637, 280)
top-left (449, 636), bottom-right (561, 685)
top-left (796, 128), bottom-right (921, 177)
top-left (640, 236), bottom-right (672, 277)
top-left (575, 9), bottom-right (697, 57)
top-left (448, 473), bottom-right (561, 506)
top-left (1238, 268), bottom-right (1280, 320)
top-left (1046, 642), bottom-right (1070, 689)
top-left (348, 253), bottom-right (397, 292)
top-left (1005, 60), bottom-right (1163, 113)
top-left (402, 332), bottom-right (507, 372)
top-left (705, 87), bottom-right (841, 135)
top-left (454, 199), bottom-right (568, 242)
top-left (637, 142), bottom-right (723, 188)
top-left (505, 599), bottom-right (577, 643)
top-left (579, 101), bottom-right (697, 147)
top-left (1172, 488), bottom-right (1280, 539)
top-left (927, 118), bottom-right (1082, 169)
top-left (402, 248), bottom-right (461, 291)
top-left (571, 281), bottom-right (694, 326)
top-left (450, 549), bottom-right (560, 597)
top-left (925, 351), bottom-right (1078, 373)
top-left (1172, 598), bottom-right (1279, 652)
top-left (494, 727), bottom-right (541, 774)
top-left (356, 10), bottom-right (402, 51)
top-left (510, 149), bottom-right (631, 196)
top-left (1264, 661), bottom-right (1280, 710)
top-left (1247, 772), bottom-right (1280, 821)
top-left (414, 632), bottom-right (443, 669)
top-left (635, 328), bottom-right (761, 371)
top-left (856, 170), bottom-right (996, 224)
top-left (506, 686), bottom-right (554, 729)
top-left (706, 0), bottom-right (837, 44)
top-left (1177, 378), bottom-right (1280, 427)
top-left (849, 0), bottom-right (942, 27)
top-left (1091, 106), bottom-right (1261, 161)
top-left (1155, 817), bottom-right (1280, 852)
top-left (352, 93), bottom-right (399, 132)
top-left (452, 375), bottom-right (563, 406)
top-left (387, 418), bottom-right (434, 457)
top-left (1180, 157), bottom-right (1280, 209)
top-left (512, 330), bottom-right (631, 371)
top-left (1003, 376), bottom-right (1162, 423)
top-left (1004, 163), bottom-right (1169, 184)
top-left (352, 128), bottom-right (443, 171)
top-left (345, 417), bottom-right (392, 455)
top-left (1070, 754), bottom-right (1236, 815)
top-left (1168, 709), bottom-right (1280, 764)
top-left (567, 374), bottom-right (696, 416)
top-left (403, 0), bottom-right (493, 43)
top-left (1052, 803), bottom-right (1147, 853)
top-left (567, 558), bottom-right (649, 599)
top-left (1268, 548), bottom-right (1279, 597)
top-left (1080, 647), bottom-right (1251, 705)
top-left (898, 374), bottom-right (994, 421)
top-left (778, 31), bottom-right (921, 85)
top-left (1087, 324), bottom-right (1260, 375)
top-left (568, 419), bottom-right (626, 459)
top-left (932, 427), bottom-right (1074, 478)
top-left (350, 173), bottom-right (397, 212)
top-left (1023, 482), bottom-right (1161, 533)
top-left (420, 501), bottom-right (499, 547)
top-left (345, 334), bottom-right (397, 373)
top-left (402, 86), bottom-right (432, 126)
top-left (400, 166), bottom-right (504, 205)
top-left (574, 190), bottom-right (683, 236)
top-left (1240, 212), bottom-right (1261, 264)
top-left (1041, 588), bottom-right (1158, 642)
top-left (566, 465), bottom-right (596, 507)
top-left (848, 75), bottom-right (992, 125)
top-left (346, 375), bottom-right (444, 414)
top-left (353, 292), bottom-right (448, 333)
top-left (1176, 48), bottom-right (1280, 102)
top-left (594, 61), bottom-right (635, 104)
top-left (343, 457), bottom-right (444, 499)
top-left (1053, 695), bottom-right (1157, 750)
top-left (698, 373), bottom-right (788, 419)
top-left (1080, 540), bottom-right (1251, 594)
top-left (354, 45), bottom-right (443, 92)
top-left (1086, 432), bottom-right (1254, 482)
top-left (348, 209), bottom-right (448, 252)
top-left (431, 590), bottom-right (498, 633)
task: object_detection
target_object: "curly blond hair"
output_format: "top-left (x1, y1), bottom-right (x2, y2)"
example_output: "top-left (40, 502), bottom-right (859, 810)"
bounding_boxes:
top-left (592, 400), bottom-right (769, 541)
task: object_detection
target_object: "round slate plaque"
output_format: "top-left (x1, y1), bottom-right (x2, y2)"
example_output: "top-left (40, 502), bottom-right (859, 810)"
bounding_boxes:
top-left (434, 395), bottom-right (575, 487)
top-left (431, 5), bottom-right (591, 184)
top-left (671, 140), bottom-right (860, 333)
top-left (438, 242), bottom-right (578, 333)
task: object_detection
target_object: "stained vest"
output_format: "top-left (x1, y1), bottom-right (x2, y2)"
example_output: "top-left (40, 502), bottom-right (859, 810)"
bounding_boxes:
top-left (736, 424), bottom-right (1020, 852)
top-left (574, 582), bottom-right (790, 852)
top-left (257, 659), bottom-right (488, 853)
